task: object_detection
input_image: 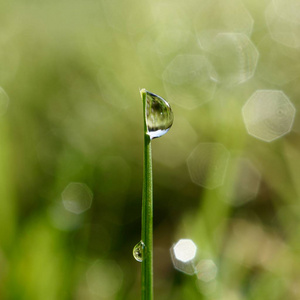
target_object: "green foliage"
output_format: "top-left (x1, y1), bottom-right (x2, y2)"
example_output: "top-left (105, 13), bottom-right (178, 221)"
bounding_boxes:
top-left (0, 0), bottom-right (299, 299)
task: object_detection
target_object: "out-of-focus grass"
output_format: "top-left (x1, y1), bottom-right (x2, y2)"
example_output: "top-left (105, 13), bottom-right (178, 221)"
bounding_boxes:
top-left (0, 0), bottom-right (299, 299)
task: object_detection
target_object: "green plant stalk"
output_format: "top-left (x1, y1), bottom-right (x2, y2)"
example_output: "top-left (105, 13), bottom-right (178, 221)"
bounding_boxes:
top-left (141, 90), bottom-right (153, 300)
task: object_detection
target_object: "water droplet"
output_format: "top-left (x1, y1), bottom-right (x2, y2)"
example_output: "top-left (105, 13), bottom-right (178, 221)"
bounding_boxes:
top-left (133, 240), bottom-right (145, 262)
top-left (141, 89), bottom-right (173, 139)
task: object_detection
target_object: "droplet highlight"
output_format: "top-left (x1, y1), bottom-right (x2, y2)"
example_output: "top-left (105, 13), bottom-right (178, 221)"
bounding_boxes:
top-left (133, 240), bottom-right (145, 262)
top-left (141, 89), bottom-right (173, 139)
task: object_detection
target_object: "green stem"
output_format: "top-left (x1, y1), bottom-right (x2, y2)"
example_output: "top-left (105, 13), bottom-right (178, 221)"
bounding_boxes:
top-left (141, 90), bottom-right (153, 300)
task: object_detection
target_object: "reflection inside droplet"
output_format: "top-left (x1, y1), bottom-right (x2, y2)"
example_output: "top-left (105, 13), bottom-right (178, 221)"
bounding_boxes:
top-left (133, 240), bottom-right (145, 262)
top-left (140, 89), bottom-right (173, 139)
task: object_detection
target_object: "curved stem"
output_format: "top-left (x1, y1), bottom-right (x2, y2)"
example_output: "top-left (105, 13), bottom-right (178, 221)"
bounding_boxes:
top-left (141, 90), bottom-right (153, 300)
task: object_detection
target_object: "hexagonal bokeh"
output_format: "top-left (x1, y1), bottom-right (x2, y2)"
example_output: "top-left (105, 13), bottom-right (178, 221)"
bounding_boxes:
top-left (200, 33), bottom-right (259, 85)
top-left (62, 182), bottom-right (93, 214)
top-left (173, 239), bottom-right (197, 262)
top-left (0, 87), bottom-right (9, 116)
top-left (265, 1), bottom-right (300, 48)
top-left (170, 239), bottom-right (198, 275)
top-left (242, 90), bottom-right (296, 142)
top-left (162, 55), bottom-right (217, 109)
top-left (194, 0), bottom-right (254, 37)
top-left (196, 259), bottom-right (218, 283)
top-left (187, 143), bottom-right (230, 189)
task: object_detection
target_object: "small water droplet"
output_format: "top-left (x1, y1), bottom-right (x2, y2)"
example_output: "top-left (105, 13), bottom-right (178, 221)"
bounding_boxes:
top-left (141, 89), bottom-right (173, 139)
top-left (133, 240), bottom-right (145, 262)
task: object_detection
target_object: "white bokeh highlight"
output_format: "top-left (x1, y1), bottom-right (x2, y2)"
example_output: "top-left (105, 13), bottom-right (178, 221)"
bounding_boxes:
top-left (199, 33), bottom-right (259, 85)
top-left (173, 239), bottom-right (197, 263)
top-left (170, 239), bottom-right (198, 275)
top-left (187, 143), bottom-right (230, 189)
top-left (62, 182), bottom-right (93, 214)
top-left (242, 90), bottom-right (296, 142)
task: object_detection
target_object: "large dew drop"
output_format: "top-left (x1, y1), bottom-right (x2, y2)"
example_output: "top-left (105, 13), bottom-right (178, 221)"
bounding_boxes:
top-left (133, 240), bottom-right (145, 262)
top-left (141, 89), bottom-right (173, 139)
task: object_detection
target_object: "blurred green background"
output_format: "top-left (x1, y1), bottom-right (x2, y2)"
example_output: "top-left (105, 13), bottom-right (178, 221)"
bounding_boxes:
top-left (0, 0), bottom-right (299, 299)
